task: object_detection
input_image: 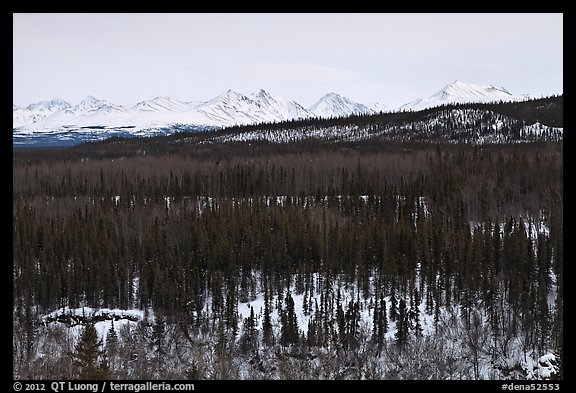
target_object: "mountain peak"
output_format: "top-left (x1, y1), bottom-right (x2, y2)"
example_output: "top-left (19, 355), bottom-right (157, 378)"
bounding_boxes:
top-left (443, 80), bottom-right (470, 91)
top-left (193, 88), bottom-right (311, 126)
top-left (309, 92), bottom-right (371, 118)
top-left (321, 92), bottom-right (344, 100)
top-left (251, 89), bottom-right (275, 104)
top-left (400, 80), bottom-right (527, 111)
top-left (76, 96), bottom-right (110, 111)
top-left (132, 96), bottom-right (192, 113)
top-left (26, 98), bottom-right (72, 112)
top-left (437, 80), bottom-right (513, 99)
top-left (76, 96), bottom-right (129, 114)
top-left (252, 88), bottom-right (272, 97)
top-left (216, 89), bottom-right (249, 102)
top-left (81, 95), bottom-right (101, 103)
top-left (447, 79), bottom-right (465, 86)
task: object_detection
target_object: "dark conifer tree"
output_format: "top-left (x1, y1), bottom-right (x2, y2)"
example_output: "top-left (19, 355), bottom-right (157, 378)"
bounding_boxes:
top-left (280, 292), bottom-right (299, 346)
top-left (389, 288), bottom-right (398, 322)
top-left (72, 322), bottom-right (108, 380)
top-left (395, 298), bottom-right (409, 350)
top-left (262, 288), bottom-right (274, 347)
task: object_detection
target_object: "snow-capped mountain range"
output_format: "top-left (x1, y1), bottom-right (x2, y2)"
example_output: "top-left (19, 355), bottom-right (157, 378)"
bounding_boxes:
top-left (13, 90), bottom-right (382, 132)
top-left (13, 81), bottom-right (534, 146)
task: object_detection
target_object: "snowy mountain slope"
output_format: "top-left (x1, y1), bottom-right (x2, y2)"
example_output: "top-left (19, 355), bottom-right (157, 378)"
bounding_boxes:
top-left (194, 89), bottom-right (313, 126)
top-left (13, 98), bottom-right (72, 128)
top-left (214, 108), bottom-right (563, 145)
top-left (74, 96), bottom-right (122, 113)
top-left (131, 96), bottom-right (197, 113)
top-left (250, 89), bottom-right (312, 121)
top-left (13, 107), bottom-right (40, 129)
top-left (398, 80), bottom-right (529, 111)
top-left (309, 92), bottom-right (374, 118)
top-left (364, 101), bottom-right (388, 113)
top-left (27, 98), bottom-right (72, 113)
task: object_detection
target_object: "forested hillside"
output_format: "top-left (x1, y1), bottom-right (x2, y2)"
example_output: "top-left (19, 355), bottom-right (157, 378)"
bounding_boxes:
top-left (13, 98), bottom-right (562, 380)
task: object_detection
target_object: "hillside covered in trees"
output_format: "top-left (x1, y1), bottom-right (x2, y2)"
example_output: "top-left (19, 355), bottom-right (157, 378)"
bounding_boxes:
top-left (13, 98), bottom-right (562, 380)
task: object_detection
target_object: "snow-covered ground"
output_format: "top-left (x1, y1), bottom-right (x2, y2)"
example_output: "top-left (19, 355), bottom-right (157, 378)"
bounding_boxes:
top-left (41, 306), bottom-right (152, 344)
top-left (33, 262), bottom-right (559, 380)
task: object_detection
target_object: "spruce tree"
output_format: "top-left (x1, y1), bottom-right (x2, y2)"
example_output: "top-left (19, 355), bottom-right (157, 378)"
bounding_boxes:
top-left (262, 289), bottom-right (274, 347)
top-left (151, 316), bottom-right (166, 373)
top-left (240, 306), bottom-right (258, 354)
top-left (280, 292), bottom-right (299, 346)
top-left (389, 289), bottom-right (398, 322)
top-left (73, 322), bottom-right (107, 379)
top-left (395, 299), bottom-right (408, 350)
top-left (372, 296), bottom-right (380, 340)
top-left (411, 289), bottom-right (423, 337)
top-left (106, 321), bottom-right (118, 370)
top-left (379, 295), bottom-right (388, 346)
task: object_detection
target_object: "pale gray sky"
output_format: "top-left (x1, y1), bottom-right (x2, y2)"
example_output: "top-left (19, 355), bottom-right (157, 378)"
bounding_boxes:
top-left (13, 13), bottom-right (563, 108)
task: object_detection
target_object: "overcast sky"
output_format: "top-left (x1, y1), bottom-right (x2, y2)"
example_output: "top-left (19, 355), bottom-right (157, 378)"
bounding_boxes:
top-left (13, 13), bottom-right (563, 108)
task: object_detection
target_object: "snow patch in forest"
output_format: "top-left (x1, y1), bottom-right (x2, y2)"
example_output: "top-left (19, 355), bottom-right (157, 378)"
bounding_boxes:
top-left (41, 306), bottom-right (152, 344)
top-left (236, 273), bottom-right (431, 340)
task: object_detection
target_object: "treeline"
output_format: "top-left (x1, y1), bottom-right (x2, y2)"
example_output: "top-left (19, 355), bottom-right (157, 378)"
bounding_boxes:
top-left (12, 141), bottom-right (562, 379)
